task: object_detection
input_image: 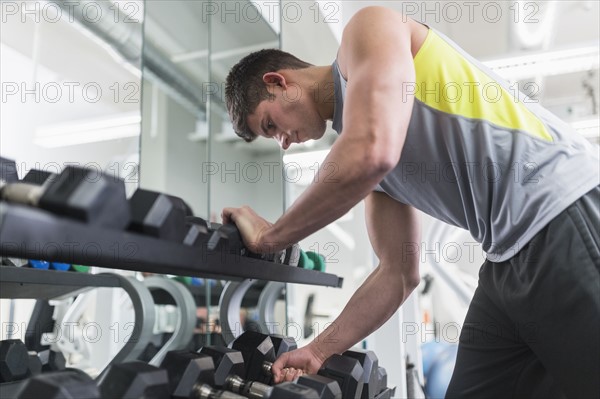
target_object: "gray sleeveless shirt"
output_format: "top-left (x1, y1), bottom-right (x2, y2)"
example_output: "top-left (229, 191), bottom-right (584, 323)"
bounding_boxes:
top-left (331, 27), bottom-right (600, 262)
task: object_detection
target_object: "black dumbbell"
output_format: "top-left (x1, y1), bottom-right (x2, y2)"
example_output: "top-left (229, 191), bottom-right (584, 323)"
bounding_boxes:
top-left (193, 384), bottom-right (247, 398)
top-left (97, 360), bottom-right (170, 399)
top-left (229, 331), bottom-right (305, 385)
top-left (318, 354), bottom-right (364, 399)
top-left (17, 360), bottom-right (169, 399)
top-left (207, 223), bottom-right (246, 254)
top-left (22, 169), bottom-right (56, 186)
top-left (199, 345), bottom-right (339, 399)
top-left (343, 349), bottom-right (394, 399)
top-left (229, 331), bottom-right (278, 384)
top-left (0, 156), bottom-right (19, 183)
top-left (376, 366), bottom-right (389, 397)
top-left (137, 333), bottom-right (168, 363)
top-left (343, 349), bottom-right (379, 398)
top-left (16, 369), bottom-right (101, 399)
top-left (197, 346), bottom-right (245, 388)
top-left (245, 381), bottom-right (319, 399)
top-left (37, 349), bottom-right (66, 372)
top-left (160, 350), bottom-right (245, 399)
top-left (162, 349), bottom-right (319, 399)
top-left (26, 352), bottom-right (42, 377)
top-left (296, 374), bottom-right (342, 399)
top-left (0, 339), bottom-right (57, 382)
top-left (225, 360), bottom-right (341, 399)
top-left (128, 189), bottom-right (212, 248)
top-left (128, 189), bottom-right (188, 241)
top-left (269, 334), bottom-right (297, 357)
top-left (207, 224), bottom-right (296, 264)
top-left (0, 165), bottom-right (130, 229)
top-left (184, 216), bottom-right (211, 247)
top-left (0, 339), bottom-right (29, 382)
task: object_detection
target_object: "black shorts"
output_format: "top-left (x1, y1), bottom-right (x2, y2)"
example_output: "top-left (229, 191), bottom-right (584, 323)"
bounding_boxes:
top-left (446, 186), bottom-right (600, 399)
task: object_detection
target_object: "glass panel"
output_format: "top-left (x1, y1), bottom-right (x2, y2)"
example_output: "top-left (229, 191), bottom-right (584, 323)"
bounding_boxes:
top-left (209, 0), bottom-right (286, 340)
top-left (140, 0), bottom-right (211, 348)
top-left (140, 0), bottom-right (210, 218)
top-left (0, 0), bottom-right (144, 367)
top-left (1, 0), bottom-right (143, 192)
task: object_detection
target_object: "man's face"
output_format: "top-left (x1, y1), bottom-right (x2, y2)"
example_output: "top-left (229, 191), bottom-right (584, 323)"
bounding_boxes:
top-left (247, 85), bottom-right (327, 150)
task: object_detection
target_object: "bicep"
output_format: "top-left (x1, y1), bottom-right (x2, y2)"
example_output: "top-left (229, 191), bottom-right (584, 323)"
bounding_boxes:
top-left (365, 191), bottom-right (420, 272)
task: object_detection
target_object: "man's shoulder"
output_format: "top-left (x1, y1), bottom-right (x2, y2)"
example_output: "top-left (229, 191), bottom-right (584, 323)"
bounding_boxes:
top-left (345, 6), bottom-right (407, 25)
top-left (337, 7), bottom-right (424, 77)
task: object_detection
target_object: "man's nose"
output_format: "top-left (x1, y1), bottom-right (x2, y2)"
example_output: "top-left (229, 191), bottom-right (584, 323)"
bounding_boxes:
top-left (277, 133), bottom-right (291, 150)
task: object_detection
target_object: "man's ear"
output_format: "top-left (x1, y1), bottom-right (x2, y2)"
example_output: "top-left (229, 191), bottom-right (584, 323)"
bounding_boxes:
top-left (263, 72), bottom-right (287, 89)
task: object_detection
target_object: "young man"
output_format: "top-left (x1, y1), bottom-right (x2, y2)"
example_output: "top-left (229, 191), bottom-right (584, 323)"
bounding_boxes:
top-left (222, 6), bottom-right (599, 398)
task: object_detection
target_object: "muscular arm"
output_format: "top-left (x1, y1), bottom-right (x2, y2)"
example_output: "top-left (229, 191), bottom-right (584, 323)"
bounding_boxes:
top-left (272, 192), bottom-right (421, 381)
top-left (309, 192), bottom-right (421, 358)
top-left (262, 8), bottom-right (417, 250)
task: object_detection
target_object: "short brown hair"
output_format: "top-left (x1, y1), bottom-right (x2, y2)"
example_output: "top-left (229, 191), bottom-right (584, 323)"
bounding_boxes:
top-left (225, 49), bottom-right (312, 142)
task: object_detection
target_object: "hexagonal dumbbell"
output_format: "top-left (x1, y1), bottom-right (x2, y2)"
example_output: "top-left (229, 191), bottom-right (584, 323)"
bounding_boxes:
top-left (160, 350), bottom-right (217, 399)
top-left (296, 374), bottom-right (342, 399)
top-left (37, 349), bottom-right (66, 372)
top-left (0, 165), bottom-right (130, 229)
top-left (318, 354), bottom-right (364, 399)
top-left (198, 346), bottom-right (338, 399)
top-left (229, 331), bottom-right (280, 384)
top-left (0, 339), bottom-right (29, 383)
top-left (161, 349), bottom-right (319, 399)
top-left (343, 349), bottom-right (379, 398)
top-left (26, 352), bottom-right (42, 377)
top-left (97, 361), bottom-right (170, 399)
top-left (16, 369), bottom-right (101, 399)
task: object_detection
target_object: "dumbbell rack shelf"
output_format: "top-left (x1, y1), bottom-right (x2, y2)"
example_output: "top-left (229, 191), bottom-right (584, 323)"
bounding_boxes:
top-left (0, 202), bottom-right (344, 289)
top-left (0, 266), bottom-right (121, 299)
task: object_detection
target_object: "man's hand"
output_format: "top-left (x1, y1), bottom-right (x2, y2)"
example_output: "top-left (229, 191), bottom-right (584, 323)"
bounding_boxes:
top-left (272, 344), bottom-right (328, 383)
top-left (221, 206), bottom-right (275, 253)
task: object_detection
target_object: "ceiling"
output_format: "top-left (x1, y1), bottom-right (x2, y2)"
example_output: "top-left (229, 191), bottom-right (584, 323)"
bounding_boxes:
top-left (1, 0), bottom-right (597, 155)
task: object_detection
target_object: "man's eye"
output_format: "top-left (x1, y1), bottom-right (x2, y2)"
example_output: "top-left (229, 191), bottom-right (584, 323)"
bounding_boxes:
top-left (267, 121), bottom-right (274, 129)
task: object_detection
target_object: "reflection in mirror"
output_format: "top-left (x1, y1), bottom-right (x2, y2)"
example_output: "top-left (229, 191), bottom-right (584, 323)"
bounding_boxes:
top-left (1, 0), bottom-right (143, 193)
top-left (140, 0), bottom-right (210, 219)
top-left (208, 1), bottom-right (287, 340)
top-left (0, 0), bottom-right (145, 375)
top-left (140, 0), bottom-right (212, 350)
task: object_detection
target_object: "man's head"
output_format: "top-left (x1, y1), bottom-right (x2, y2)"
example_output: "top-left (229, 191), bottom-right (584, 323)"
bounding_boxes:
top-left (225, 49), bottom-right (328, 149)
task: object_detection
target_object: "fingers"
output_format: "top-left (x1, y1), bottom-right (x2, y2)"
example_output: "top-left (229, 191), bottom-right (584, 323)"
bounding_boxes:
top-left (221, 206), bottom-right (252, 224)
top-left (284, 368), bottom-right (303, 382)
top-left (221, 207), bottom-right (236, 224)
top-left (272, 352), bottom-right (289, 383)
top-left (276, 367), bottom-right (304, 383)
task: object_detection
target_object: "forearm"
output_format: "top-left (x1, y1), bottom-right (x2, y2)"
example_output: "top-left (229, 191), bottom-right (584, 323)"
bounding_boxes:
top-left (309, 264), bottom-right (418, 359)
top-left (263, 138), bottom-right (391, 250)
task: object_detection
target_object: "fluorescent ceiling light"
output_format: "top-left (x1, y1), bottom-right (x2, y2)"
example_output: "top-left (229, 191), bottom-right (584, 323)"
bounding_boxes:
top-left (34, 113), bottom-right (141, 148)
top-left (484, 46), bottom-right (599, 80)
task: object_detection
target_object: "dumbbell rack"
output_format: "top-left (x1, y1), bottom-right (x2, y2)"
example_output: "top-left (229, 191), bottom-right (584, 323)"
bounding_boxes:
top-left (0, 200), bottom-right (347, 397)
top-left (0, 202), bottom-right (344, 289)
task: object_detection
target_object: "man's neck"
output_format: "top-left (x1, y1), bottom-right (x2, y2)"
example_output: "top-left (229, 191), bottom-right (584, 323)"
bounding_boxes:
top-left (295, 65), bottom-right (335, 121)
